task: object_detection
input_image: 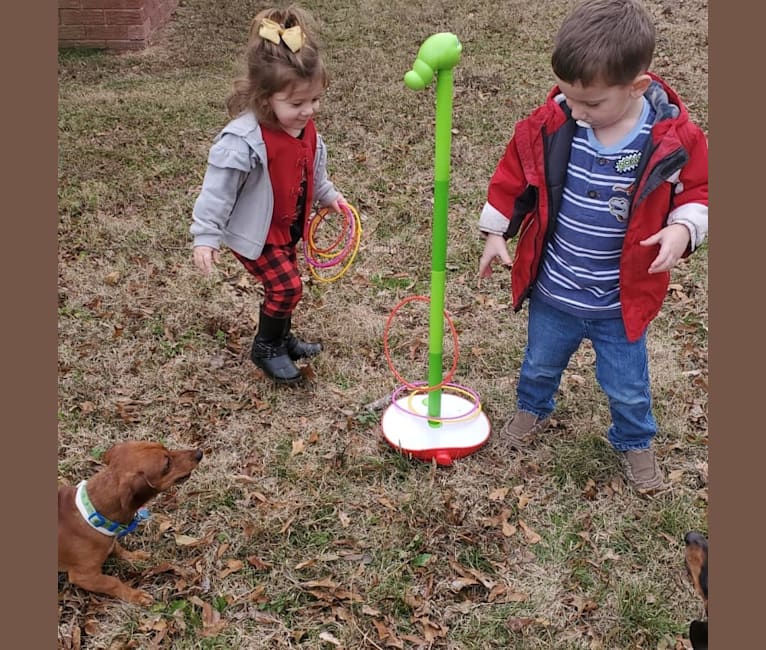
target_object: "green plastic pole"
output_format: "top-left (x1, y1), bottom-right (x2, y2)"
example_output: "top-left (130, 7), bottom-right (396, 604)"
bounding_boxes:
top-left (404, 33), bottom-right (462, 425)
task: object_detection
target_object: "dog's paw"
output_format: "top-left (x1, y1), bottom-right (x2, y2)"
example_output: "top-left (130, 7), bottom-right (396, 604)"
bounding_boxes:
top-left (127, 588), bottom-right (155, 606)
top-left (125, 550), bottom-right (151, 562)
top-left (114, 546), bottom-right (151, 562)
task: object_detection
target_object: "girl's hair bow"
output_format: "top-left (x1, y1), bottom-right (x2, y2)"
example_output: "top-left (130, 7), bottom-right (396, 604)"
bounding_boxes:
top-left (258, 18), bottom-right (305, 52)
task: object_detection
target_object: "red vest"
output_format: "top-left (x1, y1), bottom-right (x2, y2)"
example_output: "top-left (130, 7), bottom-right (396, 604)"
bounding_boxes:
top-left (261, 121), bottom-right (317, 246)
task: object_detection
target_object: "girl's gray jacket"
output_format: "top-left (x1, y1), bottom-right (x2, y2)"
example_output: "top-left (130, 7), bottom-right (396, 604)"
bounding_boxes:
top-left (190, 111), bottom-right (341, 259)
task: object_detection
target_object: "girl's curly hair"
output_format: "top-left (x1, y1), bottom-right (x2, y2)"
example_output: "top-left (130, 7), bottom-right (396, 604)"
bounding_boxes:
top-left (226, 5), bottom-right (328, 127)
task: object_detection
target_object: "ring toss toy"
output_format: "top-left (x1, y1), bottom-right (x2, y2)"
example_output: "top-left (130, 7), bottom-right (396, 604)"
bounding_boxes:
top-left (380, 33), bottom-right (491, 466)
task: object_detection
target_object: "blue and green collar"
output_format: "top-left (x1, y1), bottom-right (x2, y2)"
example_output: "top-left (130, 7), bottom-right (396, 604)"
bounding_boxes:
top-left (75, 480), bottom-right (150, 538)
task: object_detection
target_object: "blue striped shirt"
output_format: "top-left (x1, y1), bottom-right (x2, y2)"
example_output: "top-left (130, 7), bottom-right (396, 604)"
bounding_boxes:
top-left (534, 98), bottom-right (655, 318)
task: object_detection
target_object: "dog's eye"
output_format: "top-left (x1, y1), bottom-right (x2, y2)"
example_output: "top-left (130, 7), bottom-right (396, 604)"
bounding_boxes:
top-left (162, 456), bottom-right (171, 475)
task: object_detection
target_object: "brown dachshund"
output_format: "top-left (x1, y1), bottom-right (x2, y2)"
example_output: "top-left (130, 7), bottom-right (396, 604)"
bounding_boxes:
top-left (58, 441), bottom-right (203, 605)
top-left (684, 531), bottom-right (708, 650)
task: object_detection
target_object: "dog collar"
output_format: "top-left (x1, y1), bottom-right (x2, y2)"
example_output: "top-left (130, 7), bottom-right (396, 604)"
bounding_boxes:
top-left (75, 480), bottom-right (150, 538)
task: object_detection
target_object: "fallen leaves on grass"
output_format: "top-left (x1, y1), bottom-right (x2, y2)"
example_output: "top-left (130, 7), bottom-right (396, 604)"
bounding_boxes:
top-left (518, 519), bottom-right (543, 544)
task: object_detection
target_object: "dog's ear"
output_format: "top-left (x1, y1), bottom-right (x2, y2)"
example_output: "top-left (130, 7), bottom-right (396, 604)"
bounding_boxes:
top-left (118, 471), bottom-right (156, 511)
top-left (102, 442), bottom-right (133, 467)
top-left (689, 620), bottom-right (708, 650)
top-left (102, 444), bottom-right (118, 466)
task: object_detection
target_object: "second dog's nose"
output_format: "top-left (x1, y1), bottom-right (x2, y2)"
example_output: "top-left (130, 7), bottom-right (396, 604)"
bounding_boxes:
top-left (684, 531), bottom-right (706, 547)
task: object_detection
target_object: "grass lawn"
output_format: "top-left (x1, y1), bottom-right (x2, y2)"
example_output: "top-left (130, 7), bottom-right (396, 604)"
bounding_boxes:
top-left (58, 1), bottom-right (708, 647)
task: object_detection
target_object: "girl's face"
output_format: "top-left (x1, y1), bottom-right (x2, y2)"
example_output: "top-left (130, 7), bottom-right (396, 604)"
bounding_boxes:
top-left (269, 78), bottom-right (324, 137)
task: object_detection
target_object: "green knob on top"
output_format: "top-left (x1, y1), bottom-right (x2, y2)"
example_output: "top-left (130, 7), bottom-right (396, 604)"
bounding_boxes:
top-left (404, 32), bottom-right (462, 90)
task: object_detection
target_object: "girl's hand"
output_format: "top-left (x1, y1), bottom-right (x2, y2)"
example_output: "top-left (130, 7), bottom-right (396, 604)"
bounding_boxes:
top-left (328, 195), bottom-right (347, 213)
top-left (193, 245), bottom-right (220, 275)
top-left (640, 223), bottom-right (691, 274)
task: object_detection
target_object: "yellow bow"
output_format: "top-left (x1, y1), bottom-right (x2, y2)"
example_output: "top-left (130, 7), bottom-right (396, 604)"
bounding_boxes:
top-left (258, 18), bottom-right (305, 53)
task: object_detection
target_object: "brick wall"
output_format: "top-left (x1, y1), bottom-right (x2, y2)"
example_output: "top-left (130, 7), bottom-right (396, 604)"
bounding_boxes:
top-left (59, 0), bottom-right (179, 51)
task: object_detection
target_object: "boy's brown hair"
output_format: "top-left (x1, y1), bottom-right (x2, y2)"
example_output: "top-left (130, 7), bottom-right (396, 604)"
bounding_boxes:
top-left (551, 0), bottom-right (655, 86)
top-left (226, 5), bottom-right (328, 126)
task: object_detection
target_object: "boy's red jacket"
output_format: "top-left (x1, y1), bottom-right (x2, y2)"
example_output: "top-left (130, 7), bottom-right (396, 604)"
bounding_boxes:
top-left (481, 73), bottom-right (708, 341)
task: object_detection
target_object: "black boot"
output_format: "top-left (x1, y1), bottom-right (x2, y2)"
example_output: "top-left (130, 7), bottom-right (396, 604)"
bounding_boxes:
top-left (284, 316), bottom-right (323, 360)
top-left (251, 309), bottom-right (302, 384)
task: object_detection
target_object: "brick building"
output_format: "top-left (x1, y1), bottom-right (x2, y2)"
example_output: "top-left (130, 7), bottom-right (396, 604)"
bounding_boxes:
top-left (58, 0), bottom-right (179, 51)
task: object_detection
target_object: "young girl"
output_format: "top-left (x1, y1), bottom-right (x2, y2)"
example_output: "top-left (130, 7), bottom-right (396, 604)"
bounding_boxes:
top-left (191, 5), bottom-right (345, 384)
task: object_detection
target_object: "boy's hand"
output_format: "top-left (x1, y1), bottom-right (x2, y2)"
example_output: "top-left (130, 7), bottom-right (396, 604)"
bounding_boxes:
top-left (640, 223), bottom-right (691, 274)
top-left (479, 233), bottom-right (513, 281)
top-left (193, 245), bottom-right (220, 275)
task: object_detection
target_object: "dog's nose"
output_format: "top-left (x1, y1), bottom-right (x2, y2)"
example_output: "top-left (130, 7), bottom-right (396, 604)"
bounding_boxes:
top-left (194, 449), bottom-right (203, 461)
top-left (684, 531), bottom-right (706, 547)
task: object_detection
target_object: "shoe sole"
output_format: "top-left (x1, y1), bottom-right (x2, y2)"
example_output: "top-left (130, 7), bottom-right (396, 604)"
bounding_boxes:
top-left (251, 359), bottom-right (303, 384)
top-left (287, 349), bottom-right (322, 361)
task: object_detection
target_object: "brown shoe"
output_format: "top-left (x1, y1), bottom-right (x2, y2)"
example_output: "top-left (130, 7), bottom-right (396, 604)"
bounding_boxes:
top-left (620, 449), bottom-right (666, 493)
top-left (501, 411), bottom-right (550, 449)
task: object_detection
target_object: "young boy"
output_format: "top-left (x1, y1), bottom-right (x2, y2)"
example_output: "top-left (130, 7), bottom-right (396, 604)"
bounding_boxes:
top-left (477, 0), bottom-right (708, 492)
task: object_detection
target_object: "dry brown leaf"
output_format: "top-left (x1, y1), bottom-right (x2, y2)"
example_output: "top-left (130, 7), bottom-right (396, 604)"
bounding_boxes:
top-left (138, 616), bottom-right (168, 633)
top-left (187, 596), bottom-right (227, 637)
top-left (502, 520), bottom-right (517, 538)
top-left (301, 576), bottom-right (338, 589)
top-left (300, 364), bottom-right (317, 380)
top-left (104, 271), bottom-right (121, 285)
top-left (247, 555), bottom-right (271, 571)
top-left (568, 373), bottom-right (587, 386)
top-left (153, 513), bottom-right (173, 534)
top-left (668, 469), bottom-right (685, 483)
top-left (291, 439), bottom-right (306, 455)
top-left (582, 478), bottom-right (598, 500)
top-left (378, 496), bottom-right (397, 509)
top-left (218, 558), bottom-right (244, 578)
top-left (518, 519), bottom-right (542, 544)
top-left (318, 631), bottom-right (342, 646)
top-left (449, 576), bottom-right (480, 592)
top-left (174, 534), bottom-right (201, 547)
top-left (279, 514), bottom-right (296, 534)
top-left (568, 593), bottom-right (599, 615)
top-left (488, 486), bottom-right (510, 501)
top-left (70, 625), bottom-right (81, 650)
top-left (373, 619), bottom-right (393, 640)
top-left (334, 588), bottom-right (363, 603)
top-left (79, 619), bottom-right (98, 637)
top-left (506, 616), bottom-right (536, 632)
top-left (415, 616), bottom-right (449, 642)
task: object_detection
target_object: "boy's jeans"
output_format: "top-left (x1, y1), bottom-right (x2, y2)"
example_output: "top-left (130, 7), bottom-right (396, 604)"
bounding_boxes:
top-left (517, 297), bottom-right (656, 451)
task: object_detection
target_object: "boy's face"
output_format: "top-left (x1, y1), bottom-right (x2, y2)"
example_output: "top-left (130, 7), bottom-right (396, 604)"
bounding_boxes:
top-left (555, 76), bottom-right (650, 131)
top-left (269, 78), bottom-right (324, 137)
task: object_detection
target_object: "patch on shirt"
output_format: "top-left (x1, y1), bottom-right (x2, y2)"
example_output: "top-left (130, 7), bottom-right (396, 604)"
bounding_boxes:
top-left (615, 151), bottom-right (642, 173)
top-left (608, 196), bottom-right (630, 222)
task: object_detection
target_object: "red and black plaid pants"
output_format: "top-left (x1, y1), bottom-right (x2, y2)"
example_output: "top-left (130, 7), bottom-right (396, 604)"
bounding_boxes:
top-left (232, 245), bottom-right (302, 319)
